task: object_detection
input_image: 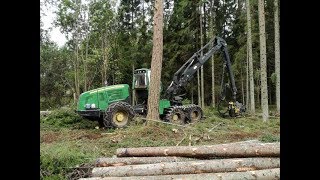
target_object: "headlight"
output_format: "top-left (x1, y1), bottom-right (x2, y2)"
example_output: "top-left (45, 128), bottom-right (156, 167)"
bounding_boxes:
top-left (85, 104), bottom-right (91, 109)
top-left (91, 104), bottom-right (96, 108)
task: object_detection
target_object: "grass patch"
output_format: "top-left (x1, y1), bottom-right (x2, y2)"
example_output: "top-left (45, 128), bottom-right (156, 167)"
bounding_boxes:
top-left (40, 142), bottom-right (97, 179)
top-left (260, 133), bottom-right (280, 142)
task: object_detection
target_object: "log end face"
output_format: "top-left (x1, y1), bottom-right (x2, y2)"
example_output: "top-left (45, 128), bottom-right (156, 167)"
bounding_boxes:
top-left (116, 148), bottom-right (127, 157)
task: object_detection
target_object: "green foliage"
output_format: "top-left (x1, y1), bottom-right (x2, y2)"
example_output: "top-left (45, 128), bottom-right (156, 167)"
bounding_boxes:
top-left (41, 0), bottom-right (280, 109)
top-left (40, 142), bottom-right (96, 179)
top-left (182, 99), bottom-right (191, 105)
top-left (41, 108), bottom-right (96, 129)
top-left (40, 43), bottom-right (74, 110)
top-left (260, 133), bottom-right (280, 142)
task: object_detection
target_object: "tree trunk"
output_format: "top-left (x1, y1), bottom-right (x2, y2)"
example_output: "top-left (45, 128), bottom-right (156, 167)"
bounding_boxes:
top-left (73, 3), bottom-right (80, 102)
top-left (146, 0), bottom-right (164, 120)
top-left (269, 77), bottom-right (272, 105)
top-left (197, 70), bottom-right (201, 106)
top-left (274, 0), bottom-right (280, 113)
top-left (81, 168), bottom-right (280, 180)
top-left (256, 78), bottom-right (260, 106)
top-left (132, 63), bottom-right (135, 106)
top-left (101, 35), bottom-right (106, 85)
top-left (191, 84), bottom-right (194, 104)
top-left (96, 157), bottom-right (195, 167)
top-left (210, 0), bottom-right (215, 108)
top-left (211, 56), bottom-right (215, 107)
top-left (74, 43), bottom-right (80, 101)
top-left (116, 142), bottom-right (280, 158)
top-left (91, 158), bottom-right (280, 177)
top-left (101, 31), bottom-right (109, 86)
top-left (241, 62), bottom-right (245, 104)
top-left (258, 0), bottom-right (269, 121)
top-left (83, 32), bottom-right (89, 92)
top-left (246, 0), bottom-right (255, 115)
top-left (200, 4), bottom-right (205, 108)
top-left (246, 45), bottom-right (250, 110)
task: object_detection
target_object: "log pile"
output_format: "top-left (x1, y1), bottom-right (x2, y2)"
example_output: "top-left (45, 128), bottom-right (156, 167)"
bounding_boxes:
top-left (79, 141), bottom-right (280, 180)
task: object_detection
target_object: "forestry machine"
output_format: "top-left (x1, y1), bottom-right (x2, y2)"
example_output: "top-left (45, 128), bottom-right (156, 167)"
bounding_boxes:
top-left (76, 36), bottom-right (245, 128)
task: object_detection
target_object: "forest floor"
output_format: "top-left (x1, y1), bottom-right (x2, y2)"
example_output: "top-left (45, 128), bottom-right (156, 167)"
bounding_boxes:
top-left (40, 106), bottom-right (280, 179)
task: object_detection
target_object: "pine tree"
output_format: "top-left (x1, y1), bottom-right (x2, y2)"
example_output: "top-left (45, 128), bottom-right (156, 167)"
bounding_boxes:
top-left (246, 0), bottom-right (255, 115)
top-left (209, 0), bottom-right (216, 108)
top-left (258, 0), bottom-right (269, 121)
top-left (200, 2), bottom-right (205, 108)
top-left (274, 0), bottom-right (280, 114)
top-left (146, 0), bottom-right (164, 120)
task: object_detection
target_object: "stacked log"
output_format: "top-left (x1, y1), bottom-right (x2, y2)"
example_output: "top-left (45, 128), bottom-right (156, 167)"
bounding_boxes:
top-left (79, 141), bottom-right (280, 179)
top-left (80, 168), bottom-right (280, 180)
top-left (116, 142), bottom-right (280, 158)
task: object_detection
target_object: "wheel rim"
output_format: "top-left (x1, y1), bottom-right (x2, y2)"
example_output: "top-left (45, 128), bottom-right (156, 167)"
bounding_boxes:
top-left (173, 114), bottom-right (179, 121)
top-left (171, 113), bottom-right (182, 124)
top-left (113, 111), bottom-right (129, 126)
top-left (191, 111), bottom-right (199, 119)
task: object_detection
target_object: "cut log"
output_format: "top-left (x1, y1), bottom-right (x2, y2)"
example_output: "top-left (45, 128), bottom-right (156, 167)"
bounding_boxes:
top-left (40, 111), bottom-right (51, 116)
top-left (224, 140), bottom-right (261, 144)
top-left (80, 168), bottom-right (280, 179)
top-left (96, 157), bottom-right (195, 167)
top-left (116, 142), bottom-right (280, 158)
top-left (91, 157), bottom-right (279, 177)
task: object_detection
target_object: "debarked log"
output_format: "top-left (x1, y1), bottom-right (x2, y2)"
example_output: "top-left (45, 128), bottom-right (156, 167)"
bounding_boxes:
top-left (116, 142), bottom-right (280, 158)
top-left (91, 157), bottom-right (280, 177)
top-left (96, 156), bottom-right (195, 167)
top-left (79, 168), bottom-right (280, 180)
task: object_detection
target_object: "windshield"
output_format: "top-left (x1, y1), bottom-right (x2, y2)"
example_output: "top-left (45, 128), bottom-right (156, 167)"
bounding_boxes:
top-left (134, 73), bottom-right (147, 88)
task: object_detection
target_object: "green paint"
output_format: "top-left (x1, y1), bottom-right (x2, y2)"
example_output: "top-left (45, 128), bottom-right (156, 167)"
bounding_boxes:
top-left (77, 84), bottom-right (130, 111)
top-left (159, 99), bottom-right (171, 115)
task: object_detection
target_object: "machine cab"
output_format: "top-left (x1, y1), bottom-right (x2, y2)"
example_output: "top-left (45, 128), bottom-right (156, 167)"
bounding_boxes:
top-left (132, 68), bottom-right (150, 113)
top-left (133, 68), bottom-right (151, 90)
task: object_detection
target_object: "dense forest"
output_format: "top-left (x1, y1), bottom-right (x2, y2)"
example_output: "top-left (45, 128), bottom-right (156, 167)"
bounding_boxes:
top-left (40, 0), bottom-right (280, 119)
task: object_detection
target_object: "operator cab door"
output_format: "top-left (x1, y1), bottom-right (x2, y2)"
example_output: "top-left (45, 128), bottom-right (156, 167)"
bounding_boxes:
top-left (133, 69), bottom-right (150, 104)
top-left (134, 71), bottom-right (149, 89)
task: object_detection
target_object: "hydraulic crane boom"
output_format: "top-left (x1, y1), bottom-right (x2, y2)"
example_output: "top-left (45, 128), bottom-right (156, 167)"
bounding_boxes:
top-left (165, 36), bottom-right (237, 103)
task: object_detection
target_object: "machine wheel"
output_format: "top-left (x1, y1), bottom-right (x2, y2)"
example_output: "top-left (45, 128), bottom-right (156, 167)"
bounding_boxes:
top-left (104, 101), bottom-right (135, 128)
top-left (164, 107), bottom-right (186, 125)
top-left (228, 108), bottom-right (236, 117)
top-left (185, 105), bottom-right (203, 123)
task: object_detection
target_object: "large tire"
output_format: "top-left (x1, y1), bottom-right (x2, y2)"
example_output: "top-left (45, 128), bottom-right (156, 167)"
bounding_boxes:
top-left (164, 107), bottom-right (186, 125)
top-left (104, 101), bottom-right (135, 128)
top-left (185, 105), bottom-right (203, 123)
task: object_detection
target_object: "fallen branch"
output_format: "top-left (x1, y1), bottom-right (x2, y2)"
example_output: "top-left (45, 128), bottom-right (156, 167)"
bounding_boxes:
top-left (80, 168), bottom-right (280, 180)
top-left (116, 142), bottom-right (280, 158)
top-left (176, 134), bottom-right (187, 146)
top-left (100, 133), bottom-right (116, 136)
top-left (96, 157), bottom-right (195, 167)
top-left (91, 158), bottom-right (279, 177)
top-left (208, 122), bottom-right (223, 132)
